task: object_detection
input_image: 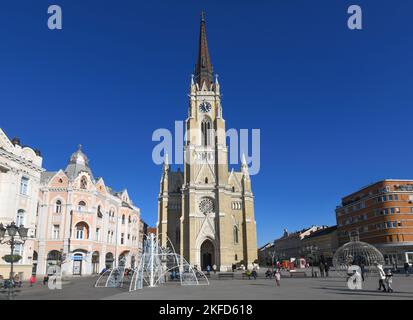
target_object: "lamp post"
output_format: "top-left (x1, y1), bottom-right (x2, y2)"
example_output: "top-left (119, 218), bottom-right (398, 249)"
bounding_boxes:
top-left (0, 222), bottom-right (29, 300)
top-left (304, 245), bottom-right (319, 278)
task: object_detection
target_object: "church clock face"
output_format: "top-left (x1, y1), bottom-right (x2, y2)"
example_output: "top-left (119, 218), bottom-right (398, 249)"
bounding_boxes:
top-left (199, 101), bottom-right (211, 113)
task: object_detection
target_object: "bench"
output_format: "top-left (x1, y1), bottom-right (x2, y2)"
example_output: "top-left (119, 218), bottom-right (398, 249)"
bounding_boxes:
top-left (289, 270), bottom-right (307, 278)
top-left (218, 272), bottom-right (234, 280)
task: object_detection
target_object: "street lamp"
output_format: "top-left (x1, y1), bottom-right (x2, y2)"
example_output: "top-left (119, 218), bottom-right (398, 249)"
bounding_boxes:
top-left (0, 222), bottom-right (29, 300)
top-left (304, 245), bottom-right (319, 278)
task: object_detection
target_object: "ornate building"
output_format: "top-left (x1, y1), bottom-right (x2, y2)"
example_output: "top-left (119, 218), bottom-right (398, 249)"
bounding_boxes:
top-left (157, 14), bottom-right (258, 271)
top-left (36, 145), bottom-right (142, 276)
top-left (0, 129), bottom-right (44, 280)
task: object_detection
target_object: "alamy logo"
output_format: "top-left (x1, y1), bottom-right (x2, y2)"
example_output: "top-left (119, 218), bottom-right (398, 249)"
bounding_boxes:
top-left (152, 122), bottom-right (261, 175)
top-left (47, 265), bottom-right (62, 290)
top-left (47, 5), bottom-right (62, 30)
top-left (347, 5), bottom-right (362, 30)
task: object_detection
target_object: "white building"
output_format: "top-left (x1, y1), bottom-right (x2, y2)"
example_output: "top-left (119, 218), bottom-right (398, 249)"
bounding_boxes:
top-left (0, 128), bottom-right (44, 280)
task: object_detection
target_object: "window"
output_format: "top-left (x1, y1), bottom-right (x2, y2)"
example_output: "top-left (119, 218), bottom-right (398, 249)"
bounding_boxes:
top-left (16, 210), bottom-right (25, 227)
top-left (201, 119), bottom-right (212, 146)
top-left (395, 195), bottom-right (399, 201)
top-left (122, 215), bottom-right (125, 224)
top-left (97, 205), bottom-right (103, 218)
top-left (13, 244), bottom-right (23, 263)
top-left (52, 225), bottom-right (60, 239)
top-left (121, 233), bottom-right (124, 245)
top-left (75, 223), bottom-right (88, 239)
top-left (78, 201), bottom-right (86, 212)
top-left (96, 228), bottom-right (100, 241)
top-left (233, 226), bottom-right (239, 244)
top-left (20, 177), bottom-right (29, 195)
top-left (235, 254), bottom-right (238, 261)
top-left (389, 195), bottom-right (393, 201)
top-left (80, 176), bottom-right (87, 189)
top-left (55, 200), bottom-right (62, 213)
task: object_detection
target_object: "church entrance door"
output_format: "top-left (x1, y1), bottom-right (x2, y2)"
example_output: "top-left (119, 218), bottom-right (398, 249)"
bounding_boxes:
top-left (200, 240), bottom-right (215, 270)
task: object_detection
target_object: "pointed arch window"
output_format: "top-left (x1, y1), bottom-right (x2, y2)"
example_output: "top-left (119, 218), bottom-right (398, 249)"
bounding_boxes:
top-left (233, 226), bottom-right (239, 244)
top-left (78, 201), bottom-right (86, 212)
top-left (201, 119), bottom-right (212, 146)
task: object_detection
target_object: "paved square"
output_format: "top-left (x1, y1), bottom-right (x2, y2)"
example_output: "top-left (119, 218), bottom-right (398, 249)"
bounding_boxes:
top-left (5, 270), bottom-right (413, 300)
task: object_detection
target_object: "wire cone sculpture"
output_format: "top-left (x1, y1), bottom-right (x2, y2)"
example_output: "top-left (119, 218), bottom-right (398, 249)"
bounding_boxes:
top-left (129, 233), bottom-right (209, 291)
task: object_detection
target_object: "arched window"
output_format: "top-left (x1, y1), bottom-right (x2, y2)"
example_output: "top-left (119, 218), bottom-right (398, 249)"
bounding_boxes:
top-left (16, 210), bottom-right (25, 227)
top-left (201, 118), bottom-right (212, 146)
top-left (55, 200), bottom-right (62, 213)
top-left (75, 222), bottom-right (89, 240)
top-left (128, 215), bottom-right (132, 223)
top-left (235, 254), bottom-right (238, 261)
top-left (78, 201), bottom-right (86, 212)
top-left (205, 177), bottom-right (208, 184)
top-left (233, 226), bottom-right (239, 244)
top-left (232, 186), bottom-right (235, 192)
top-left (97, 205), bottom-right (103, 218)
top-left (122, 215), bottom-right (126, 224)
top-left (80, 176), bottom-right (87, 189)
top-left (20, 177), bottom-right (29, 195)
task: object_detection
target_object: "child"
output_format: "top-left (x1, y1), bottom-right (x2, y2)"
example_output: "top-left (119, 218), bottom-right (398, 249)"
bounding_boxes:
top-left (385, 270), bottom-right (393, 293)
top-left (275, 269), bottom-right (281, 287)
top-left (29, 274), bottom-right (36, 287)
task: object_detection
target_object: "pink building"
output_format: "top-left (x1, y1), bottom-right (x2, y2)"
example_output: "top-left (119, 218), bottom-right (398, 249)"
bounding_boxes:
top-left (35, 145), bottom-right (142, 276)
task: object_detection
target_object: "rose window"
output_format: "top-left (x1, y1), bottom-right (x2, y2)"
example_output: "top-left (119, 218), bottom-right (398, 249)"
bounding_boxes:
top-left (199, 198), bottom-right (214, 214)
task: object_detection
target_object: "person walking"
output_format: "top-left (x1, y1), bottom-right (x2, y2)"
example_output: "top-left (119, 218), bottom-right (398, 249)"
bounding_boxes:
top-left (385, 270), bottom-right (393, 293)
top-left (206, 265), bottom-right (211, 275)
top-left (377, 263), bottom-right (387, 292)
top-left (212, 264), bottom-right (217, 274)
top-left (274, 269), bottom-right (281, 287)
top-left (325, 263), bottom-right (330, 277)
top-left (319, 262), bottom-right (325, 278)
top-left (404, 262), bottom-right (410, 276)
top-left (29, 274), bottom-right (36, 287)
top-left (251, 265), bottom-right (258, 280)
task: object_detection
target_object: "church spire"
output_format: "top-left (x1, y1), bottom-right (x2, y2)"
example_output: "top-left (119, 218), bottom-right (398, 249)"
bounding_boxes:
top-left (194, 11), bottom-right (213, 90)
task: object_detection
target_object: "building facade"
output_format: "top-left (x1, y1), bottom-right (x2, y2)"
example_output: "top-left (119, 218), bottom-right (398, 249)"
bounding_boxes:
top-left (336, 179), bottom-right (413, 265)
top-left (301, 225), bottom-right (338, 265)
top-left (272, 226), bottom-right (325, 261)
top-left (0, 129), bottom-right (44, 280)
top-left (157, 14), bottom-right (258, 271)
top-left (35, 145), bottom-right (142, 276)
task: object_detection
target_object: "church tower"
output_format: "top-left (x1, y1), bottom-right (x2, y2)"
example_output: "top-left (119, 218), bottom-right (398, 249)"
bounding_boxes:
top-left (157, 13), bottom-right (258, 271)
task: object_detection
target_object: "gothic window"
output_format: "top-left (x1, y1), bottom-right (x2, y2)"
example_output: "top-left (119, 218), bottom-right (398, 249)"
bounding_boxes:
top-left (233, 226), bottom-right (239, 244)
top-left (199, 198), bottom-right (214, 214)
top-left (55, 200), bottom-right (62, 213)
top-left (80, 176), bottom-right (87, 189)
top-left (201, 119), bottom-right (212, 146)
top-left (97, 205), bottom-right (103, 218)
top-left (75, 222), bottom-right (89, 240)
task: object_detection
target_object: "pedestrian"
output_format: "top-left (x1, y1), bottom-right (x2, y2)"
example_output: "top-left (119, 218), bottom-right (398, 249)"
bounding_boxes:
top-left (325, 263), bottom-right (329, 277)
top-left (385, 270), bottom-right (393, 293)
top-left (274, 269), bottom-right (281, 287)
top-left (251, 265), bottom-right (258, 280)
top-left (43, 275), bottom-right (49, 285)
top-left (265, 268), bottom-right (272, 279)
top-left (0, 275), bottom-right (4, 289)
top-left (319, 262), bottom-right (325, 277)
top-left (212, 264), bottom-right (217, 274)
top-left (376, 263), bottom-right (387, 292)
top-left (404, 262), bottom-right (410, 276)
top-left (206, 265), bottom-right (211, 275)
top-left (360, 263), bottom-right (366, 281)
top-left (29, 274), bottom-right (36, 287)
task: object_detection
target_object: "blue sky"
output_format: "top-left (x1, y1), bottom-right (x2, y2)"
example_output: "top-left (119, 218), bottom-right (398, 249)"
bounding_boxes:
top-left (0, 1), bottom-right (412, 246)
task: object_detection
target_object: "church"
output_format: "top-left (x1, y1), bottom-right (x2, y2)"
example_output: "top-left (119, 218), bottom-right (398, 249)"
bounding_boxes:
top-left (157, 13), bottom-right (258, 271)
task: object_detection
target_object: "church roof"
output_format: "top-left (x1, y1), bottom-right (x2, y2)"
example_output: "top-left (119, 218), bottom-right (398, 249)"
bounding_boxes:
top-left (194, 12), bottom-right (213, 90)
top-left (64, 144), bottom-right (94, 180)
